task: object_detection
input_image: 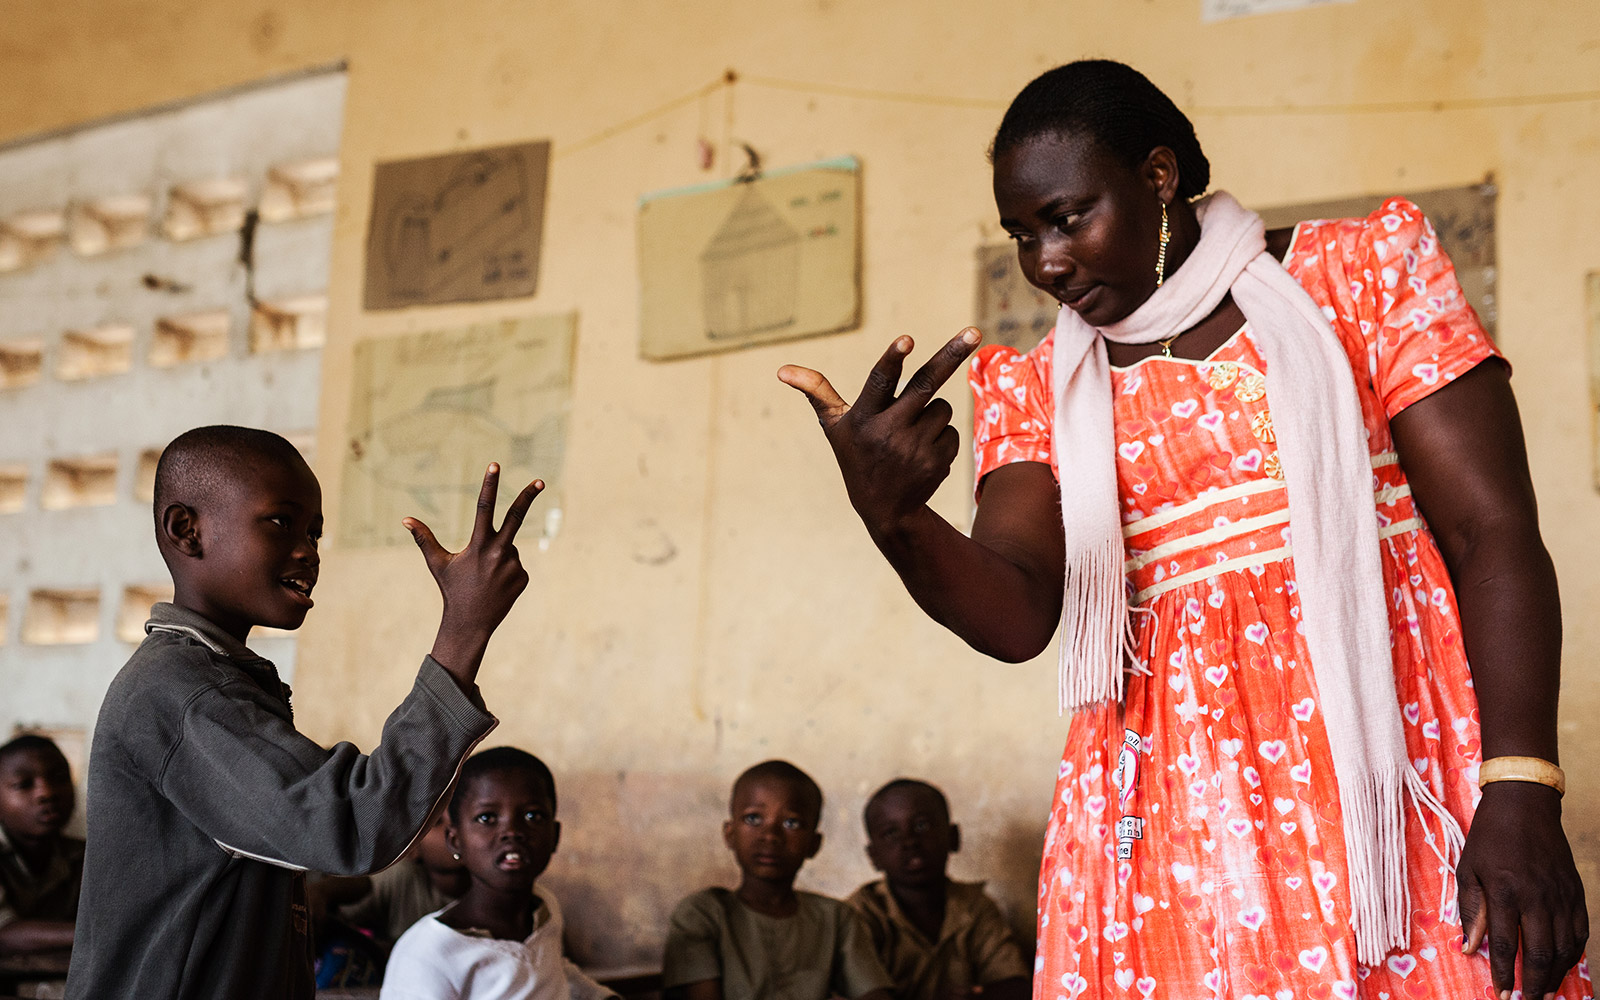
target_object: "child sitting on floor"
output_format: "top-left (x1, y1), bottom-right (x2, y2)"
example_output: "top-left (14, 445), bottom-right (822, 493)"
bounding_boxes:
top-left (380, 746), bottom-right (613, 1000)
top-left (66, 426), bottom-right (542, 1000)
top-left (0, 734), bottom-right (83, 957)
top-left (663, 760), bottom-right (892, 1000)
top-left (847, 780), bottom-right (1028, 1000)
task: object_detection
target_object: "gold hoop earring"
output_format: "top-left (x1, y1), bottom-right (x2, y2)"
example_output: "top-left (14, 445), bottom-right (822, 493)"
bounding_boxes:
top-left (1155, 201), bottom-right (1171, 288)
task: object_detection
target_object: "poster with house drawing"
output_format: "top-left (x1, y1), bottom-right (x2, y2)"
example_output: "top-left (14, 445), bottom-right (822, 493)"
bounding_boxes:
top-left (637, 156), bottom-right (860, 360)
top-left (339, 314), bottom-right (575, 548)
top-left (363, 140), bottom-right (549, 309)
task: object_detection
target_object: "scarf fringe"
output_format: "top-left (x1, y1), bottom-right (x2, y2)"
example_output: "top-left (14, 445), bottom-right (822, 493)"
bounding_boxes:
top-left (1343, 766), bottom-right (1467, 965)
top-left (1058, 536), bottom-right (1133, 714)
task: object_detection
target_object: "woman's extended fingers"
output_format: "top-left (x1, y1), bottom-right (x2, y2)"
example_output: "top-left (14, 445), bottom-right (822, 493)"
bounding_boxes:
top-left (854, 336), bottom-right (914, 414)
top-left (777, 365), bottom-right (851, 428)
top-left (891, 328), bottom-right (982, 415)
top-left (497, 479), bottom-right (545, 542)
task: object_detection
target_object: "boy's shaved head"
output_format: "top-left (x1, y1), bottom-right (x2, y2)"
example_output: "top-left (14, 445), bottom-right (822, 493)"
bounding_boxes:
top-left (0, 733), bottom-right (66, 770)
top-left (153, 425), bottom-right (306, 532)
top-left (864, 778), bottom-right (949, 830)
top-left (731, 760), bottom-right (823, 826)
top-left (449, 745), bottom-right (556, 822)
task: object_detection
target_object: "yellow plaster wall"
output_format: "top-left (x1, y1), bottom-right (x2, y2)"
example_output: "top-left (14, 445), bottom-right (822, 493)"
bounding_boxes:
top-left (5, 0), bottom-right (1600, 966)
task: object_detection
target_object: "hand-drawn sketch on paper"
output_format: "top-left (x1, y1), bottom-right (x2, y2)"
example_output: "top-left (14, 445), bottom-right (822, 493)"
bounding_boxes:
top-left (1257, 181), bottom-right (1498, 339)
top-left (340, 314), bottom-right (575, 548)
top-left (1202, 0), bottom-right (1352, 22)
top-left (974, 244), bottom-right (1059, 355)
top-left (364, 141), bottom-right (549, 309)
top-left (638, 156), bottom-right (860, 360)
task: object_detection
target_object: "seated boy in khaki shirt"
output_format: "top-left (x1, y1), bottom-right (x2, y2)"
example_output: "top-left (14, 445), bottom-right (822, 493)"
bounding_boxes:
top-left (847, 780), bottom-right (1029, 1000)
top-left (664, 761), bottom-right (892, 1000)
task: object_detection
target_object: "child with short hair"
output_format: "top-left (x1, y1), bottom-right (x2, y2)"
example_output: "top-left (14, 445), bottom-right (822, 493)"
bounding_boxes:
top-left (66, 426), bottom-right (543, 1000)
top-left (379, 746), bottom-right (613, 1000)
top-left (664, 760), bottom-right (893, 1000)
top-left (0, 734), bottom-right (82, 956)
top-left (847, 780), bottom-right (1028, 1000)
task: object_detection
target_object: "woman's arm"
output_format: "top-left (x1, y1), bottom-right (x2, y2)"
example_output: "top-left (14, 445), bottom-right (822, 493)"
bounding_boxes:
top-left (780, 331), bottom-right (1065, 661)
top-left (1390, 358), bottom-right (1586, 998)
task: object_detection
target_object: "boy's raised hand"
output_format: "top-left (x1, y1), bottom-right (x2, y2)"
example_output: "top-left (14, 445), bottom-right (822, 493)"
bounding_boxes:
top-left (403, 463), bottom-right (544, 687)
top-left (777, 328), bottom-right (981, 539)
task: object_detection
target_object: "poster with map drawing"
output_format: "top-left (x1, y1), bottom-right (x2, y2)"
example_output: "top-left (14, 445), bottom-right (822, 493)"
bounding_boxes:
top-left (339, 314), bottom-right (575, 548)
top-left (637, 156), bottom-right (860, 360)
top-left (363, 140), bottom-right (549, 309)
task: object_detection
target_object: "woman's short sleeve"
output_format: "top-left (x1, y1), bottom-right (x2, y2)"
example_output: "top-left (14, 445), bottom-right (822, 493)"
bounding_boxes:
top-left (1363, 198), bottom-right (1501, 418)
top-left (968, 337), bottom-right (1057, 497)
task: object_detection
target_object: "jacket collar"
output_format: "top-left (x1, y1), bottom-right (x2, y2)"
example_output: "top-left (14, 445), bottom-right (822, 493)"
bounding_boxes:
top-left (145, 602), bottom-right (268, 663)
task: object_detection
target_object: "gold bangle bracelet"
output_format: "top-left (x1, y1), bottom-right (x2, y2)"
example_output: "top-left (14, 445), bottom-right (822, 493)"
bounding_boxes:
top-left (1478, 756), bottom-right (1565, 797)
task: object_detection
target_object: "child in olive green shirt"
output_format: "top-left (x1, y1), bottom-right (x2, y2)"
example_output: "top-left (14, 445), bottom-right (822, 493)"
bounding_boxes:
top-left (664, 761), bottom-right (891, 1000)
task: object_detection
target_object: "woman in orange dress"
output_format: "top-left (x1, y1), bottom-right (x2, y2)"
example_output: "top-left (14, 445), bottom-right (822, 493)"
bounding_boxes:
top-left (779, 61), bottom-right (1587, 999)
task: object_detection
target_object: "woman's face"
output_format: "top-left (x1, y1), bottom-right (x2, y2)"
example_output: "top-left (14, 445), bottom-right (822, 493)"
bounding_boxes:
top-left (993, 132), bottom-right (1167, 327)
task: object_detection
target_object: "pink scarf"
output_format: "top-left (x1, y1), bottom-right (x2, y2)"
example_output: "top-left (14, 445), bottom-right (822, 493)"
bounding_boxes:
top-left (1049, 191), bottom-right (1463, 964)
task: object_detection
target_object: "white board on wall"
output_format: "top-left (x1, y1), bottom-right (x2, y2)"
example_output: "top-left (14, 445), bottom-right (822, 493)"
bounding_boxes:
top-left (1202, 0), bottom-right (1353, 22)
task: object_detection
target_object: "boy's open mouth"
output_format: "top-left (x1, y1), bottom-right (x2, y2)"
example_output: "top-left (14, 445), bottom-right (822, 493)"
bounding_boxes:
top-left (279, 576), bottom-right (315, 607)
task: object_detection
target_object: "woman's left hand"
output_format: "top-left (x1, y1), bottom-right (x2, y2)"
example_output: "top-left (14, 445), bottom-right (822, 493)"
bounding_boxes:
top-left (1456, 780), bottom-right (1587, 998)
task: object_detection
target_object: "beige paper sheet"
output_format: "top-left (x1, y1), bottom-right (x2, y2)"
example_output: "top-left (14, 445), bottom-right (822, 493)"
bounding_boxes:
top-left (339, 314), bottom-right (575, 548)
top-left (638, 156), bottom-right (860, 360)
top-left (364, 140), bottom-right (549, 309)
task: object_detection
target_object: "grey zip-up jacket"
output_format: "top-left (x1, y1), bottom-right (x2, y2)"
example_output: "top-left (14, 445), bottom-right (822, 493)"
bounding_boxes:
top-left (66, 603), bottom-right (497, 1000)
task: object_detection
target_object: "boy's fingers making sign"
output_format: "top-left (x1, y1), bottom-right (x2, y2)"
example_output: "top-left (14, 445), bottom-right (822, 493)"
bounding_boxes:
top-left (403, 463), bottom-right (544, 685)
top-left (777, 328), bottom-right (981, 535)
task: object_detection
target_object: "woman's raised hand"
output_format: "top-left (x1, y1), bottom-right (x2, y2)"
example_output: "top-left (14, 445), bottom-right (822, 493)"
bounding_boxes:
top-left (778, 328), bottom-right (982, 537)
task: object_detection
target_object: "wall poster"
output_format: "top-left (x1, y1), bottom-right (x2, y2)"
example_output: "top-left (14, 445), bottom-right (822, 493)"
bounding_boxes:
top-left (637, 156), bottom-right (860, 361)
top-left (340, 314), bottom-right (575, 548)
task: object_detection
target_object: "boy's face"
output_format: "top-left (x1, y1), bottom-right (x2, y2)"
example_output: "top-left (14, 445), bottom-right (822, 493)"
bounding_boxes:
top-left (174, 456), bottom-right (322, 637)
top-left (447, 769), bottom-right (559, 894)
top-left (0, 747), bottom-right (74, 842)
top-left (865, 785), bottom-right (957, 890)
top-left (722, 775), bottom-right (822, 885)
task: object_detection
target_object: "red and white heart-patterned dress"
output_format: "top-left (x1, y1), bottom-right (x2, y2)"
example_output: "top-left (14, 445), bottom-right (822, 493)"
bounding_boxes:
top-left (968, 199), bottom-right (1591, 1000)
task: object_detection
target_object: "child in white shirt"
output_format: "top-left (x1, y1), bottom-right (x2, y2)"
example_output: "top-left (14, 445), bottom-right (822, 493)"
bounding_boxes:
top-left (379, 748), bottom-right (613, 1000)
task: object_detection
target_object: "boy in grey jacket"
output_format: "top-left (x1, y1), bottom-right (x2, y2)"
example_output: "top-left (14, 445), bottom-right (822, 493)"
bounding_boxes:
top-left (65, 425), bottom-right (543, 1000)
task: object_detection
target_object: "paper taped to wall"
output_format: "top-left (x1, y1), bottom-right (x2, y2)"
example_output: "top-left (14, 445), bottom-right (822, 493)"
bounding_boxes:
top-left (1202, 0), bottom-right (1352, 22)
top-left (637, 156), bottom-right (861, 360)
top-left (339, 314), bottom-right (575, 548)
top-left (364, 140), bottom-right (549, 309)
